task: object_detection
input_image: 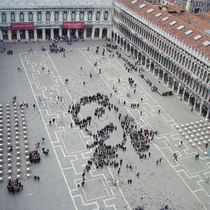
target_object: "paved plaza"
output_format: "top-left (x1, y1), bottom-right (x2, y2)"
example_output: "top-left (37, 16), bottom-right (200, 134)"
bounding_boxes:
top-left (0, 40), bottom-right (210, 210)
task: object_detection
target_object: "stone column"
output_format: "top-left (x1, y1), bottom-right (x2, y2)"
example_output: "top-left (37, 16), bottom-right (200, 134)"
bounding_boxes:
top-left (67, 11), bottom-right (70, 21)
top-left (153, 69), bottom-right (155, 75)
top-left (0, 12), bottom-right (2, 23)
top-left (67, 29), bottom-right (70, 38)
top-left (91, 26), bottom-right (95, 39)
top-left (33, 11), bottom-right (37, 22)
top-left (50, 11), bottom-right (54, 22)
top-left (193, 100), bottom-right (197, 110)
top-left (51, 28), bottom-right (54, 39)
top-left (59, 28), bottom-right (62, 37)
top-left (199, 100), bottom-right (204, 115)
top-left (205, 75), bottom-right (208, 83)
top-left (108, 10), bottom-right (111, 21)
top-left (6, 11), bottom-right (11, 23)
top-left (100, 10), bottom-right (104, 21)
top-left (24, 11), bottom-right (28, 22)
top-left (92, 10), bottom-right (96, 21)
top-left (167, 78), bottom-right (169, 86)
top-left (34, 29), bottom-right (37, 40)
top-left (59, 11), bottom-right (63, 22)
top-left (42, 28), bottom-right (46, 40)
top-left (15, 11), bottom-right (20, 22)
top-left (75, 11), bottom-right (79, 21)
top-left (25, 29), bottom-right (29, 40)
top-left (157, 71), bottom-right (160, 79)
top-left (182, 88), bottom-right (186, 101)
top-left (107, 28), bottom-right (111, 38)
top-left (0, 30), bottom-right (3, 40)
top-left (204, 90), bottom-right (208, 99)
top-left (8, 29), bottom-right (12, 41)
top-left (84, 11), bottom-right (88, 21)
top-left (42, 11), bottom-right (46, 22)
top-left (75, 29), bottom-right (78, 38)
top-left (177, 83), bottom-right (181, 95)
top-left (187, 94), bottom-right (191, 105)
top-left (162, 73), bottom-right (165, 82)
top-left (172, 80), bottom-right (175, 91)
top-left (99, 28), bottom-right (102, 39)
top-left (205, 107), bottom-right (210, 120)
top-left (149, 63), bottom-right (151, 71)
top-left (17, 30), bottom-right (20, 40)
top-left (83, 28), bottom-right (86, 39)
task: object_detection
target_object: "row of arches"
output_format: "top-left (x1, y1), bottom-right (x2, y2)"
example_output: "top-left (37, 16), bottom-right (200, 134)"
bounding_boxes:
top-left (112, 29), bottom-right (210, 119)
top-left (0, 27), bottom-right (108, 41)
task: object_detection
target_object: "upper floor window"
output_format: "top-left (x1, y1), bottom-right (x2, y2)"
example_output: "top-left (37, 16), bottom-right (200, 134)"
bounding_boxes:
top-left (2, 12), bottom-right (6, 22)
top-left (11, 12), bottom-right (15, 22)
top-left (80, 12), bottom-right (84, 21)
top-left (104, 11), bottom-right (108, 20)
top-left (88, 11), bottom-right (92, 21)
top-left (96, 11), bottom-right (100, 21)
top-left (71, 11), bottom-right (75, 21)
top-left (29, 12), bottom-right (33, 22)
top-left (37, 12), bottom-right (41, 21)
top-left (46, 11), bottom-right (50, 21)
top-left (20, 12), bottom-right (24, 22)
top-left (63, 11), bottom-right (67, 21)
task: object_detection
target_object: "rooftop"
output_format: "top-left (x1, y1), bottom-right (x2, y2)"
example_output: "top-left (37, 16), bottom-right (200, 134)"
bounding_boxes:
top-left (194, 11), bottom-right (210, 23)
top-left (116, 0), bottom-right (210, 59)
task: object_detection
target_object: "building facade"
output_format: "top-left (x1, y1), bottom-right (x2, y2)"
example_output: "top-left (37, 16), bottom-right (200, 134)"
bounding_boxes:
top-left (1, 0), bottom-right (210, 119)
top-left (113, 0), bottom-right (210, 119)
top-left (0, 0), bottom-right (113, 41)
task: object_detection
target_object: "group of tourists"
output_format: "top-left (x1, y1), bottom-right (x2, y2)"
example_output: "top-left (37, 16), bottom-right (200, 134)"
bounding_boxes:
top-left (70, 93), bottom-right (110, 132)
top-left (29, 150), bottom-right (41, 164)
top-left (7, 179), bottom-right (23, 195)
top-left (49, 42), bottom-right (65, 53)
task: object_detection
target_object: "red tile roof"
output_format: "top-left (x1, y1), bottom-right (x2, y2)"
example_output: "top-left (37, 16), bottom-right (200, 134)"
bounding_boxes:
top-left (115, 0), bottom-right (210, 59)
top-left (194, 12), bottom-right (210, 23)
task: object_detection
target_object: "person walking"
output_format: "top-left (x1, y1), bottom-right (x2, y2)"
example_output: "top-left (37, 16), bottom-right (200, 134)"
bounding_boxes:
top-left (195, 153), bottom-right (199, 160)
top-left (156, 160), bottom-right (159, 165)
top-left (82, 181), bottom-right (85, 187)
top-left (158, 109), bottom-right (160, 114)
top-left (140, 194), bottom-right (144, 200)
top-left (136, 172), bottom-right (139, 178)
top-left (205, 143), bottom-right (208, 148)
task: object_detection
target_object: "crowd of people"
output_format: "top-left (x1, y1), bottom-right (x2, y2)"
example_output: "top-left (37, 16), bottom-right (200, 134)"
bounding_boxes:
top-left (29, 150), bottom-right (41, 164)
top-left (7, 179), bottom-right (23, 195)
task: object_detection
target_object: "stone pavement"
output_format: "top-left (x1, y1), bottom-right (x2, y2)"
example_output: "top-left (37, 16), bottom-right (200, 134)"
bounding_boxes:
top-left (0, 40), bottom-right (209, 210)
